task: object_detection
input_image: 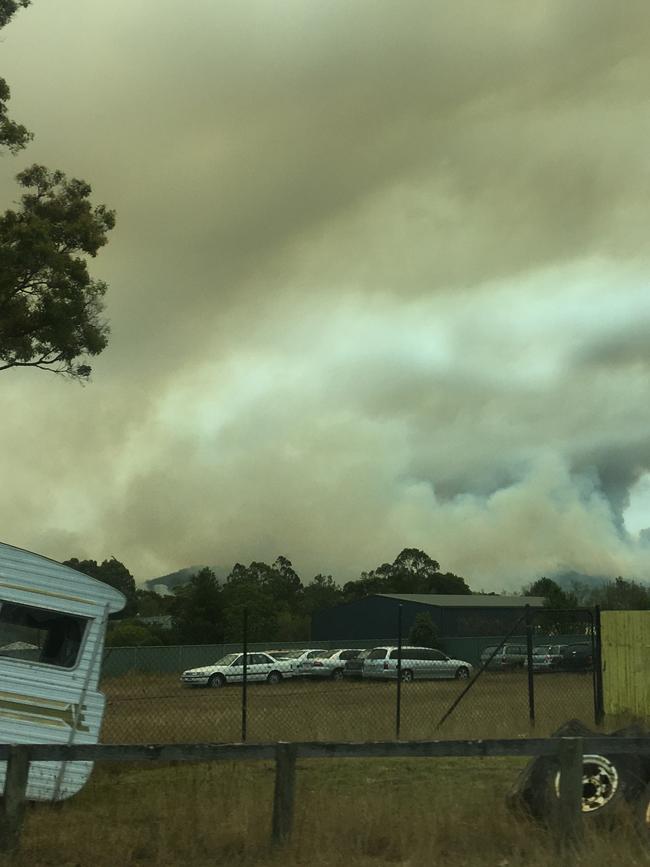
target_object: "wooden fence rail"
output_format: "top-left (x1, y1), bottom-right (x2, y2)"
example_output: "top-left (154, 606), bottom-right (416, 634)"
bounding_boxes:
top-left (2, 736), bottom-right (650, 852)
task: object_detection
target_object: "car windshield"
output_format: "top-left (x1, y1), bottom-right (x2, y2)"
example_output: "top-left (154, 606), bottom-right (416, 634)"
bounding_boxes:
top-left (316, 649), bottom-right (338, 658)
top-left (534, 646), bottom-right (553, 654)
top-left (273, 649), bottom-right (309, 659)
top-left (215, 653), bottom-right (239, 666)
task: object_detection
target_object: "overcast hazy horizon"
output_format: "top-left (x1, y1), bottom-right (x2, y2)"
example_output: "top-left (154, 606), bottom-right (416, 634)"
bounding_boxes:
top-left (3, 1), bottom-right (650, 589)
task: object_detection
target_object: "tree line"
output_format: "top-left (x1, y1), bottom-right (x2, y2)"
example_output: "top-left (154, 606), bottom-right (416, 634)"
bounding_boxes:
top-left (63, 549), bottom-right (470, 646)
top-left (61, 551), bottom-right (650, 646)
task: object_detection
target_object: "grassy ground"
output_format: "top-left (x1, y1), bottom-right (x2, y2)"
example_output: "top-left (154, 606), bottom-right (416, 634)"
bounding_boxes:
top-left (6, 755), bottom-right (650, 867)
top-left (101, 670), bottom-right (598, 743)
top-left (4, 673), bottom-right (643, 867)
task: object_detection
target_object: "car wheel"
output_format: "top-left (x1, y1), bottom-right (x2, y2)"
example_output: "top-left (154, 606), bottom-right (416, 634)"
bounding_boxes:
top-left (507, 720), bottom-right (648, 823)
top-left (455, 666), bottom-right (470, 680)
top-left (208, 674), bottom-right (226, 689)
top-left (267, 671), bottom-right (282, 684)
top-left (400, 669), bottom-right (414, 683)
top-left (331, 668), bottom-right (344, 681)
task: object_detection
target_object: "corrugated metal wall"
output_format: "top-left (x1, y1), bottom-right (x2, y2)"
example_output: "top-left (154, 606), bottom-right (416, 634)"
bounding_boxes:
top-left (602, 611), bottom-right (650, 718)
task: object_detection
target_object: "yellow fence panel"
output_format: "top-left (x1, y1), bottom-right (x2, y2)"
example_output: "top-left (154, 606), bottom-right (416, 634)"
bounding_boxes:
top-left (602, 611), bottom-right (650, 718)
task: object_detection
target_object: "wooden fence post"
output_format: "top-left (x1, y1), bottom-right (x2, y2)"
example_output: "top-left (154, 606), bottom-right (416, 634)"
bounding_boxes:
top-left (0, 745), bottom-right (30, 853)
top-left (272, 743), bottom-right (297, 844)
top-left (556, 737), bottom-right (583, 850)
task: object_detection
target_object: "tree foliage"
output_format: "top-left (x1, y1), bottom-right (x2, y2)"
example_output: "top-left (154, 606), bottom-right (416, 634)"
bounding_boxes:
top-left (523, 577), bottom-right (578, 609)
top-left (68, 549), bottom-right (476, 645)
top-left (0, 2), bottom-right (32, 153)
top-left (172, 567), bottom-right (223, 644)
top-left (408, 612), bottom-right (441, 649)
top-left (0, 3), bottom-right (114, 380)
top-left (342, 548), bottom-right (471, 600)
top-left (222, 557), bottom-right (307, 642)
top-left (63, 556), bottom-right (137, 617)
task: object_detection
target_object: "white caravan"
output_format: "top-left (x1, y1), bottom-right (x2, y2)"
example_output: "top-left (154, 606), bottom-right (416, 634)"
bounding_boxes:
top-left (0, 542), bottom-right (124, 800)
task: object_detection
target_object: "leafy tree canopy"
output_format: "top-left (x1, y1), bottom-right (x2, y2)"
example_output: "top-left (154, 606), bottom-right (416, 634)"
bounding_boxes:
top-left (0, 3), bottom-right (32, 153)
top-left (523, 577), bottom-right (578, 609)
top-left (222, 557), bottom-right (306, 642)
top-left (343, 548), bottom-right (471, 600)
top-left (172, 567), bottom-right (223, 644)
top-left (593, 576), bottom-right (650, 611)
top-left (303, 574), bottom-right (342, 615)
top-left (0, 2), bottom-right (114, 380)
top-left (63, 556), bottom-right (137, 617)
top-left (408, 612), bottom-right (441, 649)
top-left (0, 166), bottom-right (115, 378)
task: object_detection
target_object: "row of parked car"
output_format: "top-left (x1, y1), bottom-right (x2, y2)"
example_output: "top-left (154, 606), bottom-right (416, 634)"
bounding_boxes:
top-left (479, 642), bottom-right (594, 672)
top-left (180, 640), bottom-right (594, 688)
top-left (180, 645), bottom-right (474, 688)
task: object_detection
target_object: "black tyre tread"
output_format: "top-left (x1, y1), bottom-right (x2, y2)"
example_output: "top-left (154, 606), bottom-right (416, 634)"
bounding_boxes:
top-left (507, 719), bottom-right (650, 823)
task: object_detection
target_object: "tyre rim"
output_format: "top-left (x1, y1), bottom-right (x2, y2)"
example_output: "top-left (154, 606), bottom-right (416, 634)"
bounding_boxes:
top-left (554, 755), bottom-right (619, 813)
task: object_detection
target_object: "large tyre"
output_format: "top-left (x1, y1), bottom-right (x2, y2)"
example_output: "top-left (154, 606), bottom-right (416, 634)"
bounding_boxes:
top-left (208, 673), bottom-right (226, 689)
top-left (400, 669), bottom-right (414, 683)
top-left (331, 668), bottom-right (345, 681)
top-left (507, 719), bottom-right (648, 824)
top-left (267, 671), bottom-right (282, 684)
top-left (455, 666), bottom-right (470, 680)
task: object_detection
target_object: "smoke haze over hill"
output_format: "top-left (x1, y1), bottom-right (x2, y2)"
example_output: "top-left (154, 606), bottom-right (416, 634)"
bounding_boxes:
top-left (2, 1), bottom-right (650, 587)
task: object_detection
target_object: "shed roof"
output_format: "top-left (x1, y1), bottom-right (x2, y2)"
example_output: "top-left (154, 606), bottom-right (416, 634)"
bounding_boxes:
top-left (376, 593), bottom-right (546, 608)
top-left (0, 541), bottom-right (126, 615)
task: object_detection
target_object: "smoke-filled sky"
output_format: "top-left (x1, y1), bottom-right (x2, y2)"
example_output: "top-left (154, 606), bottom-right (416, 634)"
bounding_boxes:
top-left (2, 0), bottom-right (650, 588)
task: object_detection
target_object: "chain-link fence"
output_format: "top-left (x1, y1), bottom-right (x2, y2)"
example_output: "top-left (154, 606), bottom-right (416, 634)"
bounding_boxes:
top-left (100, 606), bottom-right (602, 744)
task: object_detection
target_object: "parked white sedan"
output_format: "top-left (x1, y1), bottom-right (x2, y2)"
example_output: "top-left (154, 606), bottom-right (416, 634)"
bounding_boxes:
top-left (298, 648), bottom-right (364, 680)
top-left (181, 652), bottom-right (294, 688)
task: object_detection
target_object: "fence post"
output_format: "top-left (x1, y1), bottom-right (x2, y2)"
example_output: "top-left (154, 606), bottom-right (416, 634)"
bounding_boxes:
top-left (0, 745), bottom-right (30, 853)
top-left (396, 604), bottom-right (403, 740)
top-left (556, 737), bottom-right (583, 850)
top-left (272, 743), bottom-right (297, 844)
top-left (525, 605), bottom-right (535, 727)
top-left (594, 605), bottom-right (604, 725)
top-left (241, 608), bottom-right (248, 743)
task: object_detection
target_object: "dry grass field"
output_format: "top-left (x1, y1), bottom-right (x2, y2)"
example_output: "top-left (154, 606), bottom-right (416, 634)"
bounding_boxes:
top-left (5, 753), bottom-right (650, 867)
top-left (3, 671), bottom-right (635, 867)
top-left (101, 670), bottom-right (598, 743)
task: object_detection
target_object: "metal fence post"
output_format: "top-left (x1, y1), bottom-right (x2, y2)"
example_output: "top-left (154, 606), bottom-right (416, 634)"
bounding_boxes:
top-left (594, 605), bottom-right (604, 725)
top-left (396, 604), bottom-right (402, 740)
top-left (525, 605), bottom-right (535, 727)
top-left (241, 608), bottom-right (248, 742)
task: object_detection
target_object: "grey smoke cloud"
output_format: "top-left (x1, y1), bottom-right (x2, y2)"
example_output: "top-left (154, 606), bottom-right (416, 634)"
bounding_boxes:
top-left (1, 1), bottom-right (650, 586)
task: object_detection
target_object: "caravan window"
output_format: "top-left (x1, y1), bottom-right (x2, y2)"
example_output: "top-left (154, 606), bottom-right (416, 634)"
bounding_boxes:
top-left (0, 602), bottom-right (87, 668)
